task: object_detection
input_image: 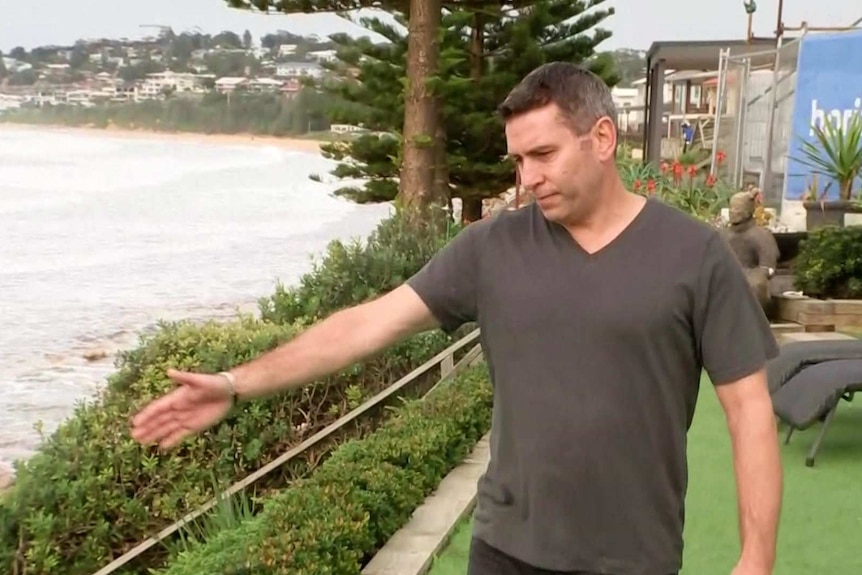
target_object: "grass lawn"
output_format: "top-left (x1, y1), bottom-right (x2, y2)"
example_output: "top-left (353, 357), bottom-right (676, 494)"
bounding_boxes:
top-left (427, 374), bottom-right (862, 575)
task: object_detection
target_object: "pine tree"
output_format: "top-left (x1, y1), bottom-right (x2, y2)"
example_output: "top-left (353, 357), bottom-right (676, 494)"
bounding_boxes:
top-left (226, 0), bottom-right (447, 215)
top-left (312, 0), bottom-right (618, 221)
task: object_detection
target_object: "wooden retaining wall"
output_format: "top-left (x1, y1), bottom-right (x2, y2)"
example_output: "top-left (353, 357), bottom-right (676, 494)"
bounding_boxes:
top-left (775, 295), bottom-right (862, 332)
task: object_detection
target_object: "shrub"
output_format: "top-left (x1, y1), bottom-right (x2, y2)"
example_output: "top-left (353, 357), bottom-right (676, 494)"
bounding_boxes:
top-left (793, 225), bottom-right (862, 299)
top-left (156, 364), bottom-right (493, 575)
top-left (0, 212), bottom-right (461, 575)
top-left (260, 213), bottom-right (460, 325)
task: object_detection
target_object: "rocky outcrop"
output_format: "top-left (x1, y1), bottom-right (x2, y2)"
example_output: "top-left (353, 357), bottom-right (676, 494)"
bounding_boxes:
top-left (82, 349), bottom-right (109, 362)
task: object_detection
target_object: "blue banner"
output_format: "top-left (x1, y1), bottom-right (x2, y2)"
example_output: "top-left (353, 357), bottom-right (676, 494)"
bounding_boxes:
top-left (784, 30), bottom-right (862, 201)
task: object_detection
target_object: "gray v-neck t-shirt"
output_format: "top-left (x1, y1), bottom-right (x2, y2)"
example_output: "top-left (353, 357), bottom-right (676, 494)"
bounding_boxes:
top-left (407, 198), bottom-right (778, 574)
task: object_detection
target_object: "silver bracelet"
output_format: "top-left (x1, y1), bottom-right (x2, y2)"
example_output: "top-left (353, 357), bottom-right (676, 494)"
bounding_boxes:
top-left (218, 371), bottom-right (239, 404)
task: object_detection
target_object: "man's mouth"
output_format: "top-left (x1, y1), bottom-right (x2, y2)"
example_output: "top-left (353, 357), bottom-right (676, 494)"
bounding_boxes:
top-left (535, 192), bottom-right (559, 201)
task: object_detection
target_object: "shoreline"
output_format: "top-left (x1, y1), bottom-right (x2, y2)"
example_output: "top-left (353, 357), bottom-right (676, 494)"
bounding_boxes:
top-left (0, 122), bottom-right (326, 153)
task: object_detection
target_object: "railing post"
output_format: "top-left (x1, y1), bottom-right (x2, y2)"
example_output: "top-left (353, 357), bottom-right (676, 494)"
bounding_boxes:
top-left (441, 353), bottom-right (454, 378)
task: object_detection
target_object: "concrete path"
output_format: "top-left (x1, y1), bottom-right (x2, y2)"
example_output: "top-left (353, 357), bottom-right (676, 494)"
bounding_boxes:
top-left (362, 434), bottom-right (490, 575)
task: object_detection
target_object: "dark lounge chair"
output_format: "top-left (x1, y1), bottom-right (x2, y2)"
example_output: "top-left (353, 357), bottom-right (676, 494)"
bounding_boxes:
top-left (767, 340), bottom-right (862, 467)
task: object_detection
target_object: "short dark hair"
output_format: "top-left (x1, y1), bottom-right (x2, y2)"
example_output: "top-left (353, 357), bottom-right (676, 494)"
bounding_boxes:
top-left (498, 62), bottom-right (617, 136)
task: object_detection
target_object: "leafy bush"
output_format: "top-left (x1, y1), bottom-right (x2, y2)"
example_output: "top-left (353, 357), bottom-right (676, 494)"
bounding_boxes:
top-left (0, 212), bottom-right (461, 575)
top-left (156, 364), bottom-right (493, 575)
top-left (793, 225), bottom-right (862, 299)
top-left (260, 214), bottom-right (460, 325)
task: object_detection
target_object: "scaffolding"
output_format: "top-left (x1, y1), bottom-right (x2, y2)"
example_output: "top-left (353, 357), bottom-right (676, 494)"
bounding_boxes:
top-left (712, 15), bottom-right (862, 210)
top-left (711, 38), bottom-right (802, 207)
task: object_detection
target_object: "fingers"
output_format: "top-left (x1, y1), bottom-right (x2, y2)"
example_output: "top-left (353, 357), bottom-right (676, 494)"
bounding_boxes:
top-left (158, 426), bottom-right (192, 450)
top-left (130, 406), bottom-right (181, 445)
top-left (130, 391), bottom-right (176, 430)
top-left (130, 370), bottom-right (198, 432)
top-left (130, 368), bottom-right (217, 448)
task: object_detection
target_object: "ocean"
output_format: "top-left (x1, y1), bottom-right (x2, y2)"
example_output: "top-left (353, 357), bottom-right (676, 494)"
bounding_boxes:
top-left (0, 126), bottom-right (393, 476)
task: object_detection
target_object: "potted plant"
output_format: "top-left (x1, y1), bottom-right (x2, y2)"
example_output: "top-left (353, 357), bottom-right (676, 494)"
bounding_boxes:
top-left (794, 111), bottom-right (862, 229)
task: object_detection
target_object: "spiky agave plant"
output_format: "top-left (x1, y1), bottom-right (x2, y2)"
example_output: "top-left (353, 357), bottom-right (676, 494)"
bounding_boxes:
top-left (795, 111), bottom-right (862, 201)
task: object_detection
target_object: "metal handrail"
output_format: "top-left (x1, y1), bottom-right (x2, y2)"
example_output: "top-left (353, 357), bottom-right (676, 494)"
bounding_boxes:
top-left (91, 328), bottom-right (483, 575)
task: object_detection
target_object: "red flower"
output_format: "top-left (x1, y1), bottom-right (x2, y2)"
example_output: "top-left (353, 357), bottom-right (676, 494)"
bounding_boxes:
top-left (646, 179), bottom-right (656, 195)
top-left (706, 174), bottom-right (717, 187)
top-left (687, 165), bottom-right (697, 177)
top-left (716, 150), bottom-right (726, 164)
top-left (660, 162), bottom-right (669, 174)
top-left (633, 179), bottom-right (642, 191)
top-left (672, 161), bottom-right (684, 183)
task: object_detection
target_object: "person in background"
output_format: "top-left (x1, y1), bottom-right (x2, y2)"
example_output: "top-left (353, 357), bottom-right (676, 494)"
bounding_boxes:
top-left (681, 119), bottom-right (694, 153)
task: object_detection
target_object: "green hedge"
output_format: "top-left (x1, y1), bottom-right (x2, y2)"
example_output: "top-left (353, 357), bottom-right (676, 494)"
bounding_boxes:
top-left (0, 213), bottom-right (462, 575)
top-left (260, 214), bottom-right (458, 325)
top-left (156, 364), bottom-right (492, 575)
top-left (793, 225), bottom-right (862, 299)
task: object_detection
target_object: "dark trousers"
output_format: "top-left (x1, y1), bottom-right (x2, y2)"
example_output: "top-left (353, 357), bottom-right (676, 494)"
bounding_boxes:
top-left (467, 537), bottom-right (677, 575)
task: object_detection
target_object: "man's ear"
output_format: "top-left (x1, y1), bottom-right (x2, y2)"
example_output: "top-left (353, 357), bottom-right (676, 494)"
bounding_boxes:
top-left (592, 116), bottom-right (617, 162)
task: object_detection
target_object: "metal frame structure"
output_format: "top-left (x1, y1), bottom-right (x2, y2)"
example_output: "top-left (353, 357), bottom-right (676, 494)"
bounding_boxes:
top-left (710, 41), bottom-right (800, 196)
top-left (641, 38), bottom-right (778, 166)
top-left (711, 14), bottom-right (862, 209)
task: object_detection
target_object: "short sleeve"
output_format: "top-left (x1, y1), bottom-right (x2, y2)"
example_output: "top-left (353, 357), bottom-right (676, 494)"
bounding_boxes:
top-left (406, 219), bottom-right (486, 335)
top-left (694, 233), bottom-right (780, 385)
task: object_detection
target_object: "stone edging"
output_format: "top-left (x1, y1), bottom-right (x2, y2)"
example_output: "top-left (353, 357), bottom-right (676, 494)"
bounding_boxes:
top-left (361, 434), bottom-right (490, 575)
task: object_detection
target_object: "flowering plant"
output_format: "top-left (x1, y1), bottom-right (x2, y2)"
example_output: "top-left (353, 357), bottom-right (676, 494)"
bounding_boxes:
top-left (618, 151), bottom-right (735, 224)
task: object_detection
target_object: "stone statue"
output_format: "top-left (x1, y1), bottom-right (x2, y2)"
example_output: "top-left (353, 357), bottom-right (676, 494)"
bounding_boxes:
top-left (720, 190), bottom-right (780, 313)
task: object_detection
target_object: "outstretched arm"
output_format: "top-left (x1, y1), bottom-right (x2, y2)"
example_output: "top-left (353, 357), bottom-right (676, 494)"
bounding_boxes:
top-left (131, 219), bottom-right (485, 449)
top-left (130, 285), bottom-right (441, 448)
top-left (715, 368), bottom-right (782, 575)
top-left (230, 284), bottom-right (439, 400)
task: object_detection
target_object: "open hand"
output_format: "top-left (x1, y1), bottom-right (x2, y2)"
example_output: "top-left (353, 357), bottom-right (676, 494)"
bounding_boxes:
top-left (130, 369), bottom-right (234, 449)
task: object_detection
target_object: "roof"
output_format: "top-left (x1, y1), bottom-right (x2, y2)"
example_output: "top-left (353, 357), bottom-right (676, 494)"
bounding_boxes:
top-left (215, 77), bottom-right (248, 86)
top-left (646, 38), bottom-right (778, 70)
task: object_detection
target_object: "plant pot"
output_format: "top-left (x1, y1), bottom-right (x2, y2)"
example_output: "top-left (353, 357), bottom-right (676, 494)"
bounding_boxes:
top-left (802, 200), bottom-right (862, 230)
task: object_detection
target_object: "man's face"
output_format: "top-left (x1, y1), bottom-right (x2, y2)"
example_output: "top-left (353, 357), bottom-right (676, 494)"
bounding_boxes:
top-left (505, 103), bottom-right (615, 227)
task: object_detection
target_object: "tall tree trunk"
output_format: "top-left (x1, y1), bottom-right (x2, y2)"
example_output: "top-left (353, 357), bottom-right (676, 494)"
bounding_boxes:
top-left (460, 12), bottom-right (486, 223)
top-left (461, 195), bottom-right (484, 222)
top-left (399, 0), bottom-right (444, 217)
top-left (470, 13), bottom-right (484, 80)
top-left (433, 111), bottom-right (450, 209)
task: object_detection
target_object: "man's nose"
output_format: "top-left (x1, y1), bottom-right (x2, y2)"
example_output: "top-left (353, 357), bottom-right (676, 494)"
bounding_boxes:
top-left (518, 161), bottom-right (542, 190)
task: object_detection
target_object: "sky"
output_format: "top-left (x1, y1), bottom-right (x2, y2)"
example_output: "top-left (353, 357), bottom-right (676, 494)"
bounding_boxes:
top-left (1, 0), bottom-right (860, 53)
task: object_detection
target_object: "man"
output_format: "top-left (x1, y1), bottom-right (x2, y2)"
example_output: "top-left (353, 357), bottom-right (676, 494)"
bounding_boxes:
top-left (131, 62), bottom-right (783, 575)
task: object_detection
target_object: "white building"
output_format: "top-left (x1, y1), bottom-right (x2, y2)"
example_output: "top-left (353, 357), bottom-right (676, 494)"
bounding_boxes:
top-left (138, 72), bottom-right (212, 99)
top-left (611, 87), bottom-right (642, 133)
top-left (275, 62), bottom-right (324, 79)
top-left (307, 50), bottom-right (337, 63)
top-left (0, 94), bottom-right (23, 112)
top-left (215, 77), bottom-right (248, 93)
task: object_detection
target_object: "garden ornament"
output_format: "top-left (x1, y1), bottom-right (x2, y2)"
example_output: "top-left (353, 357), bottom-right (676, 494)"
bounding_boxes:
top-left (722, 190), bottom-right (780, 313)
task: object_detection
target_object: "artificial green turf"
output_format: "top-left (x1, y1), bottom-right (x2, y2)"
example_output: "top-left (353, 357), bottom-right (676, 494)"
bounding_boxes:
top-left (427, 376), bottom-right (862, 574)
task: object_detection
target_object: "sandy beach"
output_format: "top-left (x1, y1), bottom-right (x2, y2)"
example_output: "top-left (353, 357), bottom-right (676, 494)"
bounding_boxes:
top-left (0, 122), bottom-right (326, 153)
